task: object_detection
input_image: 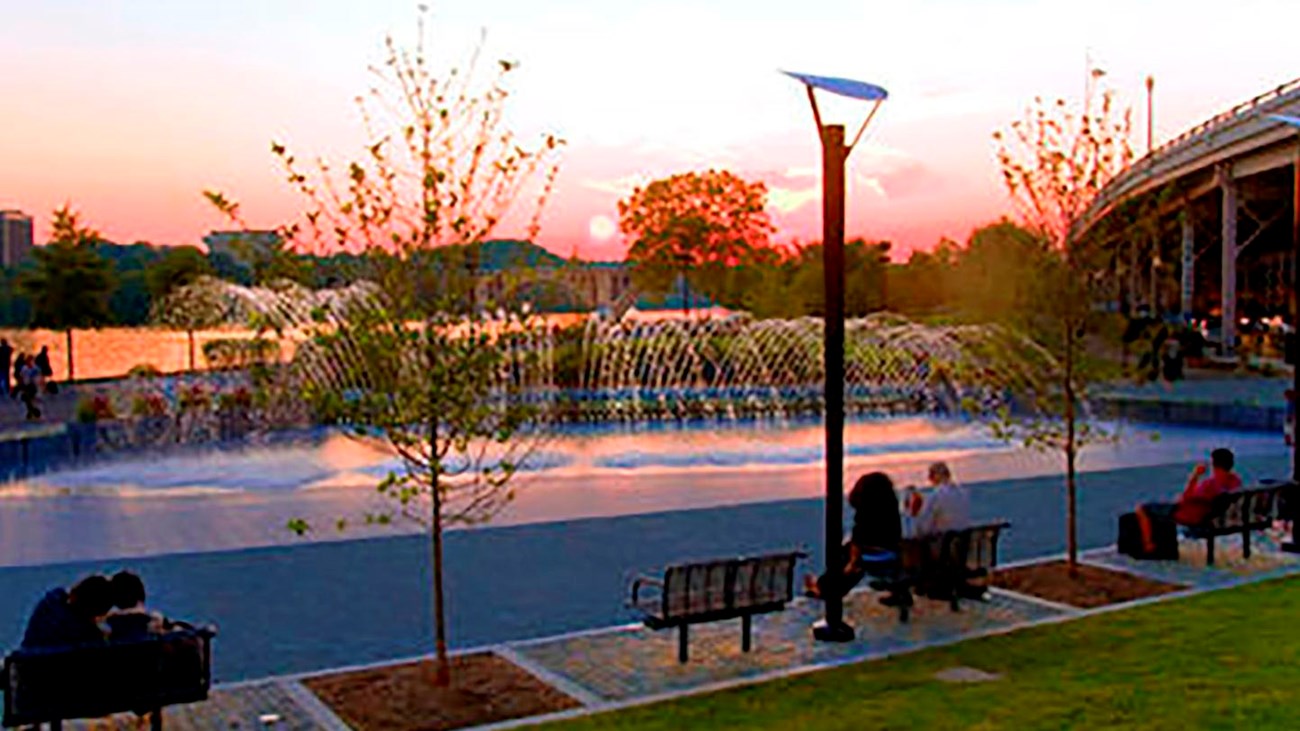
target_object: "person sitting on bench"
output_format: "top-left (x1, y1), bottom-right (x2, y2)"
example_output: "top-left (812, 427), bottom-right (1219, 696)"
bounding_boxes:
top-left (20, 575), bottom-right (113, 649)
top-left (804, 471), bottom-right (907, 606)
top-left (107, 571), bottom-right (185, 641)
top-left (1136, 448), bottom-right (1242, 554)
top-left (905, 461), bottom-right (971, 537)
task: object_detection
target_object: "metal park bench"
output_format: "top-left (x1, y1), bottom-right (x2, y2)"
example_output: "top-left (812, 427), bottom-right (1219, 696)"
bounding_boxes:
top-left (1184, 483), bottom-right (1288, 565)
top-left (879, 522), bottom-right (1010, 623)
top-left (2, 625), bottom-right (216, 730)
top-left (629, 551), bottom-right (804, 663)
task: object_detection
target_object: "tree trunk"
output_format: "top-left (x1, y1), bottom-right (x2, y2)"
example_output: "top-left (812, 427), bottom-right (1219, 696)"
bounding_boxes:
top-left (1064, 320), bottom-right (1079, 576)
top-left (431, 484), bottom-right (450, 686)
top-left (681, 268), bottom-right (690, 317)
top-left (430, 420), bottom-right (450, 687)
top-left (187, 330), bottom-right (197, 372)
top-left (65, 329), bottom-right (74, 383)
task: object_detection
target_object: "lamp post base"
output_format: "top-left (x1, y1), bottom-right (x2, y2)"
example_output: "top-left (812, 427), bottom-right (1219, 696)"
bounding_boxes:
top-left (812, 619), bottom-right (855, 643)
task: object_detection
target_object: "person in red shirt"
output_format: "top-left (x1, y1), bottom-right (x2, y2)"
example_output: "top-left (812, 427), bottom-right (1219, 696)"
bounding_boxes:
top-left (1136, 448), bottom-right (1243, 553)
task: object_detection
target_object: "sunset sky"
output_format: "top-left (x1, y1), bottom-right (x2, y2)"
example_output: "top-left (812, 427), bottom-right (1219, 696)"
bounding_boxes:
top-left (0, 0), bottom-right (1296, 261)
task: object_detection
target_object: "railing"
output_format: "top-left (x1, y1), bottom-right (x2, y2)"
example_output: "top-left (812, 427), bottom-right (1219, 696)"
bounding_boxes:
top-left (1084, 75), bottom-right (1300, 228)
top-left (1137, 76), bottom-right (1300, 172)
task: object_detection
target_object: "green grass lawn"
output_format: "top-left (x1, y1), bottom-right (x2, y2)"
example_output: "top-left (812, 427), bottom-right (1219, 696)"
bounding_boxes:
top-left (548, 577), bottom-right (1300, 731)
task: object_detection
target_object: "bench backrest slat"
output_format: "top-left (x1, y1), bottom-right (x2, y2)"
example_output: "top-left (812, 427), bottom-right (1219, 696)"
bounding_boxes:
top-left (964, 524), bottom-right (1006, 572)
top-left (1207, 485), bottom-right (1284, 530)
top-left (664, 561), bottom-right (730, 617)
top-left (660, 552), bottom-right (801, 620)
top-left (901, 522), bottom-right (1008, 582)
top-left (732, 554), bottom-right (797, 611)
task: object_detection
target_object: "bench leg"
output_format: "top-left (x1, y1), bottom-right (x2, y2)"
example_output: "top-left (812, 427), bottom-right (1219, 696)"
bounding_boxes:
top-left (50, 720), bottom-right (63, 731)
top-left (1243, 530), bottom-right (1252, 560)
top-left (678, 625), bottom-right (689, 664)
top-left (1206, 537), bottom-right (1215, 566)
top-left (741, 614), bottom-right (752, 653)
top-left (152, 707), bottom-right (164, 731)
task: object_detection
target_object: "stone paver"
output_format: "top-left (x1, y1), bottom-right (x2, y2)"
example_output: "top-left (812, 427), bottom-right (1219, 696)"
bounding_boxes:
top-left (1084, 529), bottom-right (1300, 589)
top-left (512, 588), bottom-right (1063, 702)
top-left (67, 681), bottom-right (334, 730)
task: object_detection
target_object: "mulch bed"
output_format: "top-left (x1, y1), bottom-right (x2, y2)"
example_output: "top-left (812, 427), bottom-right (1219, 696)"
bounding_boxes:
top-left (993, 560), bottom-right (1186, 609)
top-left (303, 652), bottom-right (581, 731)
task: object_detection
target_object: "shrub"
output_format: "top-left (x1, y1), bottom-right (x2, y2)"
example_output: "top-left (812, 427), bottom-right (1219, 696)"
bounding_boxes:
top-left (177, 383), bottom-right (212, 413)
top-left (130, 392), bottom-right (168, 418)
top-left (217, 386), bottom-right (254, 414)
top-left (127, 363), bottom-right (162, 379)
top-left (75, 393), bottom-right (116, 423)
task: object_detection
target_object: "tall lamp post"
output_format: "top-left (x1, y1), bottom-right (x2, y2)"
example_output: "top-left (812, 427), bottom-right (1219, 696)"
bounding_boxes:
top-left (783, 70), bottom-right (888, 642)
top-left (1146, 75), bottom-right (1155, 153)
top-left (1268, 113), bottom-right (1300, 550)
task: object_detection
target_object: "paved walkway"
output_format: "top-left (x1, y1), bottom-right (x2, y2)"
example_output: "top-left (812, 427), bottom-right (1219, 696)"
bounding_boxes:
top-left (0, 452), bottom-right (1290, 685)
top-left (68, 525), bottom-right (1300, 730)
top-left (0, 386), bottom-right (78, 433)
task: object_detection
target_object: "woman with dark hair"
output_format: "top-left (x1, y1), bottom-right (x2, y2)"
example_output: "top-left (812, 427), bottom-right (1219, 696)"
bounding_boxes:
top-left (804, 472), bottom-right (905, 604)
top-left (20, 575), bottom-right (113, 649)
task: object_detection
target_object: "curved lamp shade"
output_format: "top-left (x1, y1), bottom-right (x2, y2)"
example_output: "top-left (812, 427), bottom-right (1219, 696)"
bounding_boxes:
top-left (782, 71), bottom-right (889, 101)
top-left (1269, 113), bottom-right (1300, 128)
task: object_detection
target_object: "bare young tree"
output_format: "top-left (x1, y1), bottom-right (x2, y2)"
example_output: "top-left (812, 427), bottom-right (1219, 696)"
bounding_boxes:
top-left (206, 8), bottom-right (562, 686)
top-left (993, 72), bottom-right (1134, 571)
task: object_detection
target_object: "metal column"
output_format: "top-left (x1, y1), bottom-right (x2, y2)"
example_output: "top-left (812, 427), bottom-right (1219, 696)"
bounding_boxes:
top-left (1181, 210), bottom-right (1195, 321)
top-left (1218, 164), bottom-right (1238, 355)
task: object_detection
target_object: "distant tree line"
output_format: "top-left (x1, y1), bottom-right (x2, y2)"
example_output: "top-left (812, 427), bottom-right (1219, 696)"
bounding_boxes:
top-left (0, 211), bottom-right (1059, 332)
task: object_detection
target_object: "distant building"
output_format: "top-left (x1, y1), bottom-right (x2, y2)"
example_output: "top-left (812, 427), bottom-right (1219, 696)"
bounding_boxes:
top-left (472, 245), bottom-right (633, 313)
top-left (203, 230), bottom-right (283, 263)
top-left (0, 209), bottom-right (33, 268)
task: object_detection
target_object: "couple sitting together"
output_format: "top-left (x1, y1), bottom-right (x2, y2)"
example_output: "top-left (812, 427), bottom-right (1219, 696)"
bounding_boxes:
top-left (804, 462), bottom-right (971, 606)
top-left (21, 571), bottom-right (183, 650)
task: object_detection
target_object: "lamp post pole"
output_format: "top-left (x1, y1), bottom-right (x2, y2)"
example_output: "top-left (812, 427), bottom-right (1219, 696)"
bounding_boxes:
top-left (817, 122), bottom-right (852, 640)
top-left (784, 71), bottom-right (887, 643)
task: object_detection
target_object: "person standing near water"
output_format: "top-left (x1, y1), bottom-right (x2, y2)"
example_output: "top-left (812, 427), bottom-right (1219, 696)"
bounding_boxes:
top-left (19, 355), bottom-right (42, 420)
top-left (0, 339), bottom-right (11, 399)
top-left (34, 345), bottom-right (54, 394)
top-left (11, 351), bottom-right (22, 400)
top-left (1286, 389), bottom-right (1295, 447)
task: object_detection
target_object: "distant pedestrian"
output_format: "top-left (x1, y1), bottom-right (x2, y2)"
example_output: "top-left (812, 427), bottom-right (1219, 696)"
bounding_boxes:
top-left (34, 346), bottom-right (56, 394)
top-left (0, 339), bottom-right (11, 398)
top-left (19, 355), bottom-right (41, 421)
top-left (1286, 389), bottom-right (1296, 447)
top-left (11, 352), bottom-right (23, 400)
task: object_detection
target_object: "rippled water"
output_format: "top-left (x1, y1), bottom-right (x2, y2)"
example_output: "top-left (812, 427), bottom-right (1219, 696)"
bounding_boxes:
top-left (4, 415), bottom-right (1283, 500)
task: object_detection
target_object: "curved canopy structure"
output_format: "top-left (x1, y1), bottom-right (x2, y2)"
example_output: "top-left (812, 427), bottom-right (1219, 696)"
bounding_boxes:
top-left (781, 71), bottom-right (888, 101)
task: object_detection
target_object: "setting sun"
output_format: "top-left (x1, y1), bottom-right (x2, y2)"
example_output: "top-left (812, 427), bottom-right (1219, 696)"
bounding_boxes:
top-left (588, 214), bottom-right (616, 241)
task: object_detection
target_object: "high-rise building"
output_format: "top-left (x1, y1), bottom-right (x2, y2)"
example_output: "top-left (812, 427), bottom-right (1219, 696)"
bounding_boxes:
top-left (0, 210), bottom-right (33, 268)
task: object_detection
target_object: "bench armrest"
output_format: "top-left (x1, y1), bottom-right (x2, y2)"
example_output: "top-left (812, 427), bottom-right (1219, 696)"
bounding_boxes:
top-left (630, 576), bottom-right (662, 607)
